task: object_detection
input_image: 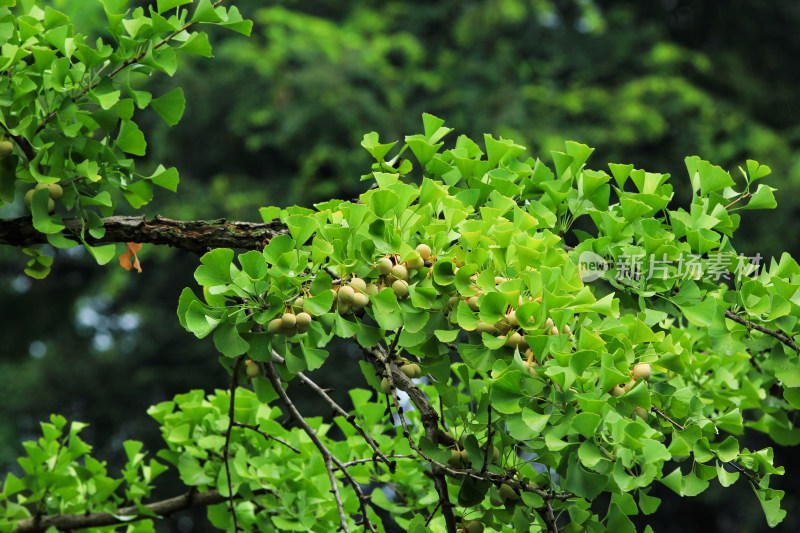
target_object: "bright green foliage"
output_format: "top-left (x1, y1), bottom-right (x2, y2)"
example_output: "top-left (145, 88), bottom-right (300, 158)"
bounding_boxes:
top-left (1, 2), bottom-right (798, 533)
top-left (0, 0), bottom-right (251, 275)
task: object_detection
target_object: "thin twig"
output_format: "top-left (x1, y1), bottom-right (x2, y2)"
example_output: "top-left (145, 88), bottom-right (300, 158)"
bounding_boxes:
top-left (231, 421), bottom-right (300, 454)
top-left (424, 500), bottom-right (442, 527)
top-left (650, 405), bottom-right (685, 431)
top-left (724, 310), bottom-right (800, 355)
top-left (727, 460), bottom-right (761, 486)
top-left (724, 192), bottom-right (751, 210)
top-left (272, 350), bottom-right (395, 471)
top-left (482, 404), bottom-right (493, 473)
top-left (337, 455), bottom-right (414, 469)
top-left (263, 359), bottom-right (378, 533)
top-left (544, 499), bottom-right (560, 533)
top-left (222, 356), bottom-right (245, 532)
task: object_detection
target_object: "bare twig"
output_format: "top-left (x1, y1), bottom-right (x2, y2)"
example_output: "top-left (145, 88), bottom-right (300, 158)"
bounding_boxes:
top-left (263, 359), bottom-right (378, 533)
top-left (231, 421), bottom-right (300, 454)
top-left (724, 192), bottom-right (752, 210)
top-left (362, 345), bottom-right (574, 501)
top-left (650, 405), bottom-right (685, 431)
top-left (724, 310), bottom-right (800, 355)
top-left (272, 351), bottom-right (395, 472)
top-left (544, 499), bottom-right (560, 533)
top-left (424, 500), bottom-right (442, 527)
top-left (482, 404), bottom-right (493, 473)
top-left (222, 356), bottom-right (245, 532)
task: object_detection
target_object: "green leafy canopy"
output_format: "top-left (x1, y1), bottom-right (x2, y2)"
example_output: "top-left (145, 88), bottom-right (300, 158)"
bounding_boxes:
top-left (1, 2), bottom-right (797, 533)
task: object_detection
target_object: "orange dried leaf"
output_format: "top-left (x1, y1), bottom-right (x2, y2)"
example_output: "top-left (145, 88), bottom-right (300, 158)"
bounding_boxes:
top-left (119, 242), bottom-right (143, 273)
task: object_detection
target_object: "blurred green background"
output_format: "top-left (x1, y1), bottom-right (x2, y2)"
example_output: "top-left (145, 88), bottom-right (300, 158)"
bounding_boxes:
top-left (2, 1), bottom-right (800, 531)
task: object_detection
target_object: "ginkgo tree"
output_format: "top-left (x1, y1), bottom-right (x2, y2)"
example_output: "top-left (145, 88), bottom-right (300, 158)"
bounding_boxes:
top-left (0, 1), bottom-right (797, 533)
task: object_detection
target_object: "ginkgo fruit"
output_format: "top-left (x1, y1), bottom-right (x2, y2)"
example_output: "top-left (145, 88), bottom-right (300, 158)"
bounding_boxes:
top-left (392, 279), bottom-right (409, 298)
top-left (245, 361), bottom-right (260, 378)
top-left (498, 483), bottom-right (519, 501)
top-left (0, 140), bottom-right (13, 157)
top-left (338, 285), bottom-right (355, 303)
top-left (633, 406), bottom-right (649, 422)
top-left (632, 363), bottom-right (651, 381)
top-left (349, 277), bottom-right (367, 292)
top-left (406, 255), bottom-right (424, 270)
top-left (391, 264), bottom-right (408, 281)
top-left (267, 318), bottom-right (283, 334)
top-left (416, 243), bottom-right (431, 260)
top-left (377, 257), bottom-right (393, 275)
top-left (295, 312), bottom-right (312, 332)
top-left (380, 376), bottom-right (392, 394)
top-left (281, 313), bottom-right (296, 329)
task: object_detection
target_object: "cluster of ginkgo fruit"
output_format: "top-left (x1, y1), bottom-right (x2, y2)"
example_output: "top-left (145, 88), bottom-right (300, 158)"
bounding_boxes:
top-left (24, 182), bottom-right (62, 213)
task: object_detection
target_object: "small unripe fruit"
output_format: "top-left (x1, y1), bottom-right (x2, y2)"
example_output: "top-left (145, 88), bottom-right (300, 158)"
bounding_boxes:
top-left (37, 182), bottom-right (63, 199)
top-left (494, 276), bottom-right (506, 285)
top-left (562, 324), bottom-right (571, 335)
top-left (295, 312), bottom-right (312, 329)
top-left (506, 331), bottom-right (524, 348)
top-left (24, 189), bottom-right (35, 208)
top-left (534, 296), bottom-right (542, 302)
top-left (380, 377), bottom-right (392, 394)
top-left (459, 449), bottom-right (470, 464)
top-left (47, 198), bottom-right (55, 213)
top-left (476, 321), bottom-right (495, 334)
top-left (416, 243), bottom-right (431, 260)
top-left (267, 318), bottom-right (283, 334)
top-left (338, 285), bottom-right (355, 303)
top-left (467, 295), bottom-right (479, 311)
top-left (351, 292), bottom-right (369, 309)
top-left (489, 492), bottom-right (504, 507)
top-left (448, 449), bottom-right (463, 468)
top-left (0, 140), bottom-right (13, 157)
top-left (610, 385), bottom-right (625, 397)
top-left (495, 319), bottom-right (512, 334)
top-left (48, 183), bottom-right (63, 199)
top-left (623, 379), bottom-right (636, 392)
top-left (245, 362), bottom-right (260, 378)
top-left (391, 264), bottom-right (408, 281)
top-left (498, 483), bottom-right (519, 501)
top-left (506, 310), bottom-right (518, 327)
top-left (293, 297), bottom-right (305, 312)
top-left (281, 313), bottom-right (296, 329)
top-left (283, 324), bottom-right (297, 337)
top-left (448, 296), bottom-right (459, 310)
top-left (406, 255), bottom-right (424, 270)
top-left (337, 299), bottom-right (352, 314)
top-left (632, 363), bottom-right (651, 381)
top-left (377, 257), bottom-right (393, 275)
top-left (364, 283), bottom-right (379, 295)
top-left (550, 326), bottom-right (559, 336)
top-left (392, 279), bottom-right (409, 298)
top-left (349, 277), bottom-right (367, 293)
top-left (400, 364), bottom-right (417, 378)
top-left (633, 406), bottom-right (649, 422)
top-left (544, 317), bottom-right (554, 330)
top-left (466, 521), bottom-right (484, 533)
top-left (408, 363), bottom-right (421, 378)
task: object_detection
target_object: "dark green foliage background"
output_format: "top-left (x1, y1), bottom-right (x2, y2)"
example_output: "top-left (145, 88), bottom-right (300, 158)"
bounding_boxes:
top-left (2, 1), bottom-right (799, 531)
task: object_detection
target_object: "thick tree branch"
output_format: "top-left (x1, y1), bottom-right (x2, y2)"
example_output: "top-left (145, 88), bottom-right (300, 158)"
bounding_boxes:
top-left (0, 215), bottom-right (287, 254)
top-left (13, 489), bottom-right (242, 533)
